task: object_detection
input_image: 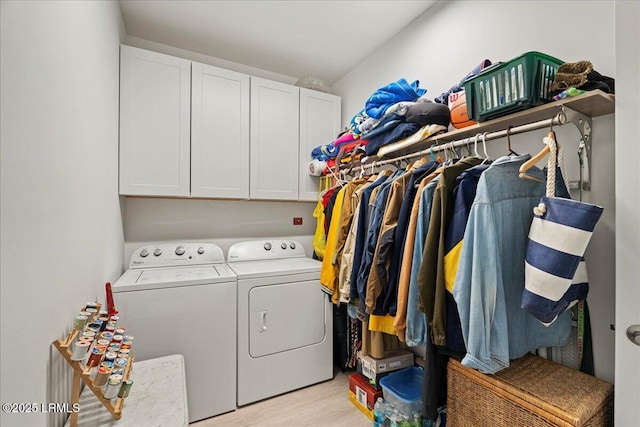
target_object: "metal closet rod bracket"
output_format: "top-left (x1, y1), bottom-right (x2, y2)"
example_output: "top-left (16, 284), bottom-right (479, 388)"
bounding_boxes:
top-left (558, 105), bottom-right (593, 191)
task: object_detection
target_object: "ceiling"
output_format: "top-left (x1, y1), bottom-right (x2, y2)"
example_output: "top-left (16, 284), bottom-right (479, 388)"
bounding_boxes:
top-left (119, 0), bottom-right (437, 86)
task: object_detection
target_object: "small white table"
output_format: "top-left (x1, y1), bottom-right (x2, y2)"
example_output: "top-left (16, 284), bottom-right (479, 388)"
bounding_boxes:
top-left (64, 354), bottom-right (188, 427)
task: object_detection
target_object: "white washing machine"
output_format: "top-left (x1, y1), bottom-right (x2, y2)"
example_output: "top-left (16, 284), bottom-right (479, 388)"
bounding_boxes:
top-left (113, 243), bottom-right (236, 422)
top-left (227, 239), bottom-right (333, 406)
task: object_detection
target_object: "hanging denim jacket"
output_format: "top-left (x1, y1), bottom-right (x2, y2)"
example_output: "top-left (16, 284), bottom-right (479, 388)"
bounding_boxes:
top-left (452, 155), bottom-right (571, 374)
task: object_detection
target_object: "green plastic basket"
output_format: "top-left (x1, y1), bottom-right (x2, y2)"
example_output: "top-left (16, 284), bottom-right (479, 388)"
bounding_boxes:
top-left (463, 51), bottom-right (564, 122)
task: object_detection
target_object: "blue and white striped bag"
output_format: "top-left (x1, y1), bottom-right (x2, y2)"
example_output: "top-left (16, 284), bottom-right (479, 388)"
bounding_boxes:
top-left (522, 137), bottom-right (603, 326)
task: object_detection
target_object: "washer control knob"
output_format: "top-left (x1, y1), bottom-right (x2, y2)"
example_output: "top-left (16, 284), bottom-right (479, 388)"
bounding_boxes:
top-left (197, 247), bottom-right (205, 255)
top-left (153, 248), bottom-right (162, 257)
top-left (175, 246), bottom-right (185, 256)
top-left (140, 249), bottom-right (149, 257)
top-left (289, 242), bottom-right (296, 250)
top-left (281, 242), bottom-right (287, 250)
top-left (264, 242), bottom-right (272, 251)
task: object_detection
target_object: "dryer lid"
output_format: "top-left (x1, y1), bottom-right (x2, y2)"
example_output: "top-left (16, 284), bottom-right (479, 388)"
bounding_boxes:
top-left (113, 264), bottom-right (236, 292)
top-left (227, 257), bottom-right (321, 279)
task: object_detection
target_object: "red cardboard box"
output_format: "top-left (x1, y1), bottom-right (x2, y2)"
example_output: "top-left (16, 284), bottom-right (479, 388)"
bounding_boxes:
top-left (348, 372), bottom-right (383, 420)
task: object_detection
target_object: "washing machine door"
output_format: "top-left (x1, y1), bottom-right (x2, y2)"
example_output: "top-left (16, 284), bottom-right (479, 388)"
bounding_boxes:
top-left (248, 279), bottom-right (326, 358)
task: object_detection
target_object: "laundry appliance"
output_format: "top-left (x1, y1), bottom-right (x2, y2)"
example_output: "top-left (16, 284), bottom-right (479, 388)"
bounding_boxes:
top-left (227, 239), bottom-right (333, 406)
top-left (113, 243), bottom-right (236, 422)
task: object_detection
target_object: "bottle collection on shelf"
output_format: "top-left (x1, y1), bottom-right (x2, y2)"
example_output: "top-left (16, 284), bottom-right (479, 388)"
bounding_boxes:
top-left (70, 301), bottom-right (134, 400)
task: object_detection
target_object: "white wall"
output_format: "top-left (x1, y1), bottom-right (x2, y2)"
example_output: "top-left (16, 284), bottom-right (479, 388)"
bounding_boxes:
top-left (333, 1), bottom-right (614, 126)
top-left (332, 0), bottom-right (616, 382)
top-left (0, 2), bottom-right (125, 426)
top-left (124, 35), bottom-right (299, 85)
top-left (122, 197), bottom-right (316, 261)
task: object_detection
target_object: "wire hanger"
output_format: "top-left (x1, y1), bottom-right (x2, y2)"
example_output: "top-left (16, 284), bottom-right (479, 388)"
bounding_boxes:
top-left (506, 126), bottom-right (519, 156)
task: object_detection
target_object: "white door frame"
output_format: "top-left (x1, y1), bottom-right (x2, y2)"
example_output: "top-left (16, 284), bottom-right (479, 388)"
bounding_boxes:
top-left (614, 1), bottom-right (640, 425)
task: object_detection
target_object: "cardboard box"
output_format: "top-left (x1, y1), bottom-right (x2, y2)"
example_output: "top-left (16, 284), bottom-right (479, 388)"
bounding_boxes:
top-left (348, 372), bottom-right (383, 420)
top-left (357, 349), bottom-right (414, 382)
top-left (356, 358), bottom-right (390, 390)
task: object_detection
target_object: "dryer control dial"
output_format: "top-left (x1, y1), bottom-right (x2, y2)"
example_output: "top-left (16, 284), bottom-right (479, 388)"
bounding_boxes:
top-left (197, 246), bottom-right (205, 254)
top-left (153, 248), bottom-right (163, 256)
top-left (140, 249), bottom-right (149, 257)
top-left (175, 246), bottom-right (185, 256)
top-left (281, 242), bottom-right (287, 250)
top-left (289, 242), bottom-right (296, 250)
top-left (264, 242), bottom-right (272, 251)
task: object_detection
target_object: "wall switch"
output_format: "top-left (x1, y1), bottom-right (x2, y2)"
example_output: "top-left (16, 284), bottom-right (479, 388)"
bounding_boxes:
top-left (293, 217), bottom-right (303, 225)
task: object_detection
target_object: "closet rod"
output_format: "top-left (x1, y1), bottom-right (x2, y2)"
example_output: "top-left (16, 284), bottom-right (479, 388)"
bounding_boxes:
top-left (363, 110), bottom-right (567, 169)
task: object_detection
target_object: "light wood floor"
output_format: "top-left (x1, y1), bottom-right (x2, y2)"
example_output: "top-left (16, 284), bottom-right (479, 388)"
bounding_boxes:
top-left (191, 369), bottom-right (372, 427)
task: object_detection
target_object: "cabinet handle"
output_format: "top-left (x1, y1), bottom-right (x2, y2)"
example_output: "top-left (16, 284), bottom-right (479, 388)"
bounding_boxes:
top-left (259, 311), bottom-right (267, 332)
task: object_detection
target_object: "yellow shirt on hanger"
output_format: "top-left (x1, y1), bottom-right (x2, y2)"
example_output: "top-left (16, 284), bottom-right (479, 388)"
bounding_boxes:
top-left (319, 187), bottom-right (346, 301)
top-left (312, 199), bottom-right (327, 260)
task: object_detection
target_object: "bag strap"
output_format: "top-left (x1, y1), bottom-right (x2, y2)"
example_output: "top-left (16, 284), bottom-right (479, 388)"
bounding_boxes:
top-left (544, 131), bottom-right (569, 198)
top-left (545, 134), bottom-right (557, 197)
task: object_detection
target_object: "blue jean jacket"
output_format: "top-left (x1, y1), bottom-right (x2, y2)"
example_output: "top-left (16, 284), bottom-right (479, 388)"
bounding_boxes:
top-left (452, 155), bottom-right (571, 374)
top-left (406, 177), bottom-right (439, 347)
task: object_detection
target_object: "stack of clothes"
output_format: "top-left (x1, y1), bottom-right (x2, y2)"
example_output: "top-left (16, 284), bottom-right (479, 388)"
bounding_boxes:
top-left (310, 79), bottom-right (452, 174)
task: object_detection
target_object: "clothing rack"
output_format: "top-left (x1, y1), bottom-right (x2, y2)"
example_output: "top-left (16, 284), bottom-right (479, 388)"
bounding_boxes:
top-left (366, 111), bottom-right (566, 168)
top-left (345, 105), bottom-right (594, 190)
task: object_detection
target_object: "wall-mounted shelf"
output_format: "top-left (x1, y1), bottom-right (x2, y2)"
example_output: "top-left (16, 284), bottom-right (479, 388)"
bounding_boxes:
top-left (373, 90), bottom-right (615, 160)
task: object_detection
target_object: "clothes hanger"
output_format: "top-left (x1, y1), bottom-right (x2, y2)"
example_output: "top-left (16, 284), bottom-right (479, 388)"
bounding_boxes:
top-left (464, 137), bottom-right (473, 157)
top-left (473, 133), bottom-right (481, 158)
top-left (481, 132), bottom-right (491, 164)
top-left (327, 165), bottom-right (345, 187)
top-left (519, 126), bottom-right (557, 183)
top-left (429, 145), bottom-right (437, 163)
top-left (452, 141), bottom-right (462, 160)
top-left (446, 142), bottom-right (455, 161)
top-left (506, 126), bottom-right (519, 156)
top-left (442, 141), bottom-right (450, 164)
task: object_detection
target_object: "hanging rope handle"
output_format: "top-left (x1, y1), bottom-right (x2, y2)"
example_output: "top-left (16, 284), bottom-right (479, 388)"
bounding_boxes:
top-left (534, 134), bottom-right (557, 216)
top-left (545, 135), bottom-right (557, 198)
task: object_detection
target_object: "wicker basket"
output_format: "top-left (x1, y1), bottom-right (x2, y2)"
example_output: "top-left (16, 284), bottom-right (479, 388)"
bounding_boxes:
top-left (447, 354), bottom-right (613, 427)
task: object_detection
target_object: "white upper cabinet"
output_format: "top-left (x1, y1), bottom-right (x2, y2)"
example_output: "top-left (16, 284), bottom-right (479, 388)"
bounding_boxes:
top-left (250, 77), bottom-right (300, 200)
top-left (191, 63), bottom-right (250, 199)
top-left (298, 88), bottom-right (342, 201)
top-left (119, 45), bottom-right (191, 197)
top-left (119, 46), bottom-right (341, 201)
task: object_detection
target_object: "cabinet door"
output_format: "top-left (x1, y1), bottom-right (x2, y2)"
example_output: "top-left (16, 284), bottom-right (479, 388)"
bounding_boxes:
top-left (119, 46), bottom-right (191, 196)
top-left (250, 77), bottom-right (300, 200)
top-left (191, 63), bottom-right (250, 199)
top-left (298, 88), bottom-right (341, 201)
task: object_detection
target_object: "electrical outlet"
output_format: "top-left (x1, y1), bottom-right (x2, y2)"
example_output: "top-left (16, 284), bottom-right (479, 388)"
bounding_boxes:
top-left (293, 217), bottom-right (303, 225)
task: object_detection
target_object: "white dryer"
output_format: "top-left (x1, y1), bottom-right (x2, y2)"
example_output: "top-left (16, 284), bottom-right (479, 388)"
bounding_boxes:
top-left (113, 243), bottom-right (236, 422)
top-left (227, 239), bottom-right (333, 406)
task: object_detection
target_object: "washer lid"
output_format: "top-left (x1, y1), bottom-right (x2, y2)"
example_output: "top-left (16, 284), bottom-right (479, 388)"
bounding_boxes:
top-left (113, 264), bottom-right (236, 292)
top-left (227, 257), bottom-right (321, 279)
